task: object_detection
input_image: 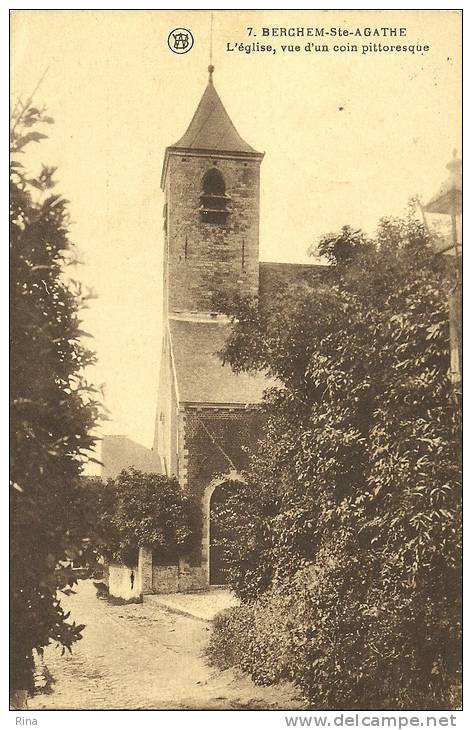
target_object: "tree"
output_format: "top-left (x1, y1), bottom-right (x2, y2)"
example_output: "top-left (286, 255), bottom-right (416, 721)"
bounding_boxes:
top-left (79, 470), bottom-right (195, 567)
top-left (209, 213), bottom-right (461, 708)
top-left (66, 476), bottom-right (120, 570)
top-left (10, 102), bottom-right (101, 695)
top-left (111, 469), bottom-right (194, 565)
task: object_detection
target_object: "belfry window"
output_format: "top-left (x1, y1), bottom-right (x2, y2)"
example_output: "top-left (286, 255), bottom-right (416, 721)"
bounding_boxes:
top-left (200, 169), bottom-right (231, 224)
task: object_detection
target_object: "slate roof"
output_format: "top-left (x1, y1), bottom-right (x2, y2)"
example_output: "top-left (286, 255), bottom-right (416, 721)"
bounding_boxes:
top-left (169, 318), bottom-right (269, 405)
top-left (101, 435), bottom-right (161, 480)
top-left (168, 263), bottom-right (328, 406)
top-left (169, 78), bottom-right (261, 156)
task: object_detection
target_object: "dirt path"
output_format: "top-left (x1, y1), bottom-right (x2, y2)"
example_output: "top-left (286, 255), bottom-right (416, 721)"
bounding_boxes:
top-left (29, 580), bottom-right (303, 710)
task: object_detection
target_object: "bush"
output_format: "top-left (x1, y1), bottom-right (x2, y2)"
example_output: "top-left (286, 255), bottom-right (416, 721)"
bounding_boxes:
top-left (10, 103), bottom-right (101, 691)
top-left (209, 536), bottom-right (460, 709)
top-left (209, 213), bottom-right (461, 709)
top-left (81, 469), bottom-right (196, 566)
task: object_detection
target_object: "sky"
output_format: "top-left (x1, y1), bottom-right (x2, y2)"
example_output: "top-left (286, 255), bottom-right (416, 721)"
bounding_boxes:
top-left (10, 9), bottom-right (462, 462)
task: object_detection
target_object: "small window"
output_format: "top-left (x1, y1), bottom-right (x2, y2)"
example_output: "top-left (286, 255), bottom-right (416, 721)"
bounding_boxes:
top-left (200, 169), bottom-right (231, 224)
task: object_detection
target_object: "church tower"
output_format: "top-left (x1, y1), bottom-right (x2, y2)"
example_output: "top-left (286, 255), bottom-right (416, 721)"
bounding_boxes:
top-left (160, 66), bottom-right (264, 315)
top-left (149, 66), bottom-right (319, 588)
top-left (154, 67), bottom-right (267, 485)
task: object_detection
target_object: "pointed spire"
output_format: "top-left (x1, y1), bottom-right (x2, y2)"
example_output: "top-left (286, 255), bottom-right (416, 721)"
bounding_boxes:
top-left (168, 75), bottom-right (261, 155)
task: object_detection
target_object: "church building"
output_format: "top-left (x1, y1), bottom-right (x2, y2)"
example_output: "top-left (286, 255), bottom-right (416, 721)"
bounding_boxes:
top-left (152, 66), bottom-right (320, 589)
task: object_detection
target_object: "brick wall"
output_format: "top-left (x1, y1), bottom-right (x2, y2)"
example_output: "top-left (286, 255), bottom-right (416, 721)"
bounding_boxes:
top-left (181, 406), bottom-right (263, 565)
top-left (165, 153), bottom-right (261, 313)
top-left (152, 565), bottom-right (179, 593)
top-left (152, 564), bottom-right (207, 593)
top-left (108, 560), bottom-right (207, 596)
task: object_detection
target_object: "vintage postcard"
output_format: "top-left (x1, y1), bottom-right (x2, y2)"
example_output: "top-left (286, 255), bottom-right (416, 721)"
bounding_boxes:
top-left (10, 7), bottom-right (462, 718)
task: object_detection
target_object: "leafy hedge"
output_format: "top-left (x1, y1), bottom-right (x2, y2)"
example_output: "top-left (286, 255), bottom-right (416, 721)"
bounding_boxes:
top-left (81, 469), bottom-right (195, 567)
top-left (10, 104), bottom-right (101, 690)
top-left (208, 537), bottom-right (460, 709)
top-left (208, 214), bottom-right (461, 709)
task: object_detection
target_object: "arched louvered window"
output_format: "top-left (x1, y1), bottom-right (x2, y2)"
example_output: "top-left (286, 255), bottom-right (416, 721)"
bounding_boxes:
top-left (200, 168), bottom-right (231, 224)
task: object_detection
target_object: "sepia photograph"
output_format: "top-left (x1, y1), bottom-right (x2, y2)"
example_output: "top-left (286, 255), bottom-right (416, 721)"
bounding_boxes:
top-left (9, 7), bottom-right (462, 716)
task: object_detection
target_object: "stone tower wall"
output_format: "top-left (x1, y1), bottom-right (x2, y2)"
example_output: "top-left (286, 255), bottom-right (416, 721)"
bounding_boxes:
top-left (164, 153), bottom-right (261, 314)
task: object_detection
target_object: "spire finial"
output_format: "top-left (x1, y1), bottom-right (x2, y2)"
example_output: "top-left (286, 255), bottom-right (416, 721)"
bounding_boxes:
top-left (208, 13), bottom-right (214, 82)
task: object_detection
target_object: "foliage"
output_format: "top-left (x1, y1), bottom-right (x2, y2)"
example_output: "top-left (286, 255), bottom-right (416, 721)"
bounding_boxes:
top-left (80, 469), bottom-right (195, 567)
top-left (209, 476), bottom-right (278, 600)
top-left (67, 476), bottom-right (120, 568)
top-left (10, 102), bottom-right (101, 689)
top-left (209, 214), bottom-right (461, 708)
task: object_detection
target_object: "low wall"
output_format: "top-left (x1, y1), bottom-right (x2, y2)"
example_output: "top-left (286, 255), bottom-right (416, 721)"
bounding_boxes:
top-left (108, 563), bottom-right (141, 601)
top-left (152, 564), bottom-right (207, 594)
top-left (152, 566), bottom-right (179, 593)
top-left (107, 552), bottom-right (208, 598)
top-left (178, 566), bottom-right (207, 592)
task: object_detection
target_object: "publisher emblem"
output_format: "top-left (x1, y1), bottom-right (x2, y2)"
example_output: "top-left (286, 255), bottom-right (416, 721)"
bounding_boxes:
top-left (168, 28), bottom-right (194, 55)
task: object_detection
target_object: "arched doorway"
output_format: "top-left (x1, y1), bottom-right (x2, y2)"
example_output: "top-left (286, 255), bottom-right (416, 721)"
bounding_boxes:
top-left (209, 482), bottom-right (234, 585)
top-left (203, 472), bottom-right (245, 586)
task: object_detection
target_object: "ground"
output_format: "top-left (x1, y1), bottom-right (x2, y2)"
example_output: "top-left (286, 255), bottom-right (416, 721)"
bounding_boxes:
top-left (29, 580), bottom-right (304, 710)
